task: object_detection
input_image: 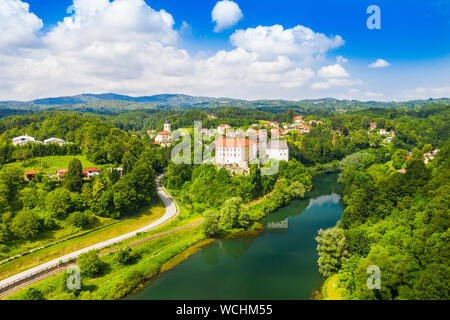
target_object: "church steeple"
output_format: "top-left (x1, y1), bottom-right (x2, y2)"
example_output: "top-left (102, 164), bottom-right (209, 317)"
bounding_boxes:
top-left (164, 117), bottom-right (171, 134)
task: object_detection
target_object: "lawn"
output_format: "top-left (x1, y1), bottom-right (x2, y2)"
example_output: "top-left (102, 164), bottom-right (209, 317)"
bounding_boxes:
top-left (0, 202), bottom-right (166, 281)
top-left (3, 155), bottom-right (112, 175)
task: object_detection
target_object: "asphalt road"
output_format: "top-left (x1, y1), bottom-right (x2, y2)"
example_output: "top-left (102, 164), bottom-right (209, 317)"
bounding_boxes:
top-left (0, 173), bottom-right (178, 292)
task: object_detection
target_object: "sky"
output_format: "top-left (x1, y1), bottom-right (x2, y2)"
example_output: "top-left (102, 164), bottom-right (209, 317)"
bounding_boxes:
top-left (0, 0), bottom-right (449, 101)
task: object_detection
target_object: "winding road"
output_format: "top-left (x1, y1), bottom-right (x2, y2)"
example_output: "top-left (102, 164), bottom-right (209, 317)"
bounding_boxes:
top-left (0, 173), bottom-right (179, 295)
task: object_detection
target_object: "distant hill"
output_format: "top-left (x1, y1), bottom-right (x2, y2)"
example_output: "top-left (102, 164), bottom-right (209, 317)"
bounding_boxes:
top-left (0, 93), bottom-right (448, 113)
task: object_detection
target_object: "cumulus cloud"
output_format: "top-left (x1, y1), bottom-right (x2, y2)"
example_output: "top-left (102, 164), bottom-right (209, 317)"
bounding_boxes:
top-left (317, 64), bottom-right (349, 78)
top-left (0, 0), bottom-right (351, 101)
top-left (0, 0), bottom-right (43, 52)
top-left (230, 25), bottom-right (344, 62)
top-left (212, 0), bottom-right (243, 32)
top-left (368, 59), bottom-right (390, 68)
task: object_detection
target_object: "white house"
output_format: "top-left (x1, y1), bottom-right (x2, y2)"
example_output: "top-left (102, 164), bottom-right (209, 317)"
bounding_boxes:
top-left (266, 140), bottom-right (289, 162)
top-left (12, 135), bottom-right (41, 146)
top-left (379, 129), bottom-right (387, 135)
top-left (215, 136), bottom-right (257, 167)
top-left (294, 116), bottom-right (304, 124)
top-left (44, 138), bottom-right (65, 145)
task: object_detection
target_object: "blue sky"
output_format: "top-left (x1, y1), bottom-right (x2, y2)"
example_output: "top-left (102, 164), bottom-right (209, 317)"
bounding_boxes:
top-left (1, 0), bottom-right (449, 101)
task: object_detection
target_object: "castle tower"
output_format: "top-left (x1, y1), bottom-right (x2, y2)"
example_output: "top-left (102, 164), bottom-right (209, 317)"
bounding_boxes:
top-left (164, 118), bottom-right (171, 134)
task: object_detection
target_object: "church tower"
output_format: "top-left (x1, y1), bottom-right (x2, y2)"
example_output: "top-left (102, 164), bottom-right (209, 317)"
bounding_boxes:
top-left (164, 118), bottom-right (171, 134)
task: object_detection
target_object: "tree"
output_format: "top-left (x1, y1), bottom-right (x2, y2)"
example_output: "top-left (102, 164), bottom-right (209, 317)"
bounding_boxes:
top-left (219, 197), bottom-right (245, 230)
top-left (316, 226), bottom-right (350, 277)
top-left (11, 209), bottom-right (41, 240)
top-left (78, 250), bottom-right (105, 278)
top-left (64, 158), bottom-right (84, 193)
top-left (45, 187), bottom-right (72, 218)
top-left (202, 210), bottom-right (219, 237)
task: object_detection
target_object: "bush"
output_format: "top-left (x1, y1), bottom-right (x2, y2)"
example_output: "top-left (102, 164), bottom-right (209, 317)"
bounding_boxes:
top-left (22, 287), bottom-right (44, 300)
top-left (113, 247), bottom-right (138, 265)
top-left (67, 210), bottom-right (96, 229)
top-left (78, 250), bottom-right (105, 278)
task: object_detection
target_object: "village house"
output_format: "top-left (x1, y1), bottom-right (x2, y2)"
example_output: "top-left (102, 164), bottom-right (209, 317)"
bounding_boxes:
top-left (207, 114), bottom-right (216, 119)
top-left (303, 125), bottom-right (312, 133)
top-left (269, 121), bottom-right (279, 128)
top-left (83, 168), bottom-right (100, 179)
top-left (147, 130), bottom-right (157, 138)
top-left (308, 120), bottom-right (323, 125)
top-left (369, 122), bottom-right (377, 130)
top-left (379, 129), bottom-right (387, 135)
top-left (56, 169), bottom-right (68, 179)
top-left (44, 138), bottom-right (66, 145)
top-left (12, 135), bottom-right (42, 146)
top-left (110, 167), bottom-right (124, 177)
top-left (294, 116), bottom-right (304, 124)
top-left (24, 170), bottom-right (39, 182)
top-left (266, 140), bottom-right (289, 162)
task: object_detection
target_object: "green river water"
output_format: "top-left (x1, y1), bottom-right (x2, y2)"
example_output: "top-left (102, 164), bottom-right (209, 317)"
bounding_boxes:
top-left (130, 173), bottom-right (344, 300)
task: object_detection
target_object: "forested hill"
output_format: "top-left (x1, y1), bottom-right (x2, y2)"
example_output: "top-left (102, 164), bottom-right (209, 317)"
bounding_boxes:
top-left (0, 93), bottom-right (449, 114)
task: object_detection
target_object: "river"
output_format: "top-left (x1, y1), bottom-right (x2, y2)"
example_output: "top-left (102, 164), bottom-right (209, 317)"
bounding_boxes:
top-left (129, 173), bottom-right (344, 300)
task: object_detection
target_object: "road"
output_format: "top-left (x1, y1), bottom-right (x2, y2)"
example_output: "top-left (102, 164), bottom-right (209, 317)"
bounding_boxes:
top-left (0, 173), bottom-right (179, 294)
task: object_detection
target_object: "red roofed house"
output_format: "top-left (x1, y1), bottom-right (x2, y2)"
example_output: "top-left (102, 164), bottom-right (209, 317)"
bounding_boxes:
top-left (369, 122), bottom-right (377, 130)
top-left (24, 170), bottom-right (39, 182)
top-left (83, 168), bottom-right (99, 179)
top-left (215, 136), bottom-right (257, 168)
top-left (294, 116), bottom-right (304, 124)
top-left (56, 169), bottom-right (68, 179)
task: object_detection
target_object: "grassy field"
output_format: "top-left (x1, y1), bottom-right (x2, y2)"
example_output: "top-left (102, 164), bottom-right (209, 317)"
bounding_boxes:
top-left (6, 222), bottom-right (207, 300)
top-left (3, 155), bottom-right (112, 175)
top-left (0, 203), bottom-right (166, 281)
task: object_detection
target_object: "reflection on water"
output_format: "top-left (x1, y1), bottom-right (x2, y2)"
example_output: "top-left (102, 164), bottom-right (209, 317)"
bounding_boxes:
top-left (129, 173), bottom-right (344, 300)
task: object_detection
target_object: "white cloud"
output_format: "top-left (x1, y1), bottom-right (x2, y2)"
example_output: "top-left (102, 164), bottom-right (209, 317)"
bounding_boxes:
top-left (336, 55), bottom-right (348, 64)
top-left (0, 0), bottom-right (352, 101)
top-left (230, 25), bottom-right (344, 62)
top-left (317, 64), bottom-right (349, 78)
top-left (212, 0), bottom-right (243, 32)
top-left (0, 0), bottom-right (43, 52)
top-left (368, 59), bottom-right (390, 68)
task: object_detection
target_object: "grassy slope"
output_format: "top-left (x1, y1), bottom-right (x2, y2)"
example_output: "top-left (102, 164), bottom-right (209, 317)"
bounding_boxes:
top-left (0, 203), bottom-right (165, 281)
top-left (3, 155), bottom-right (113, 175)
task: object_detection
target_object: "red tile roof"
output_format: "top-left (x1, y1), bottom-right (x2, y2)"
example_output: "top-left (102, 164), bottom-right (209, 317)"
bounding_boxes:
top-left (215, 136), bottom-right (256, 147)
top-left (25, 170), bottom-right (39, 175)
top-left (158, 131), bottom-right (169, 135)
